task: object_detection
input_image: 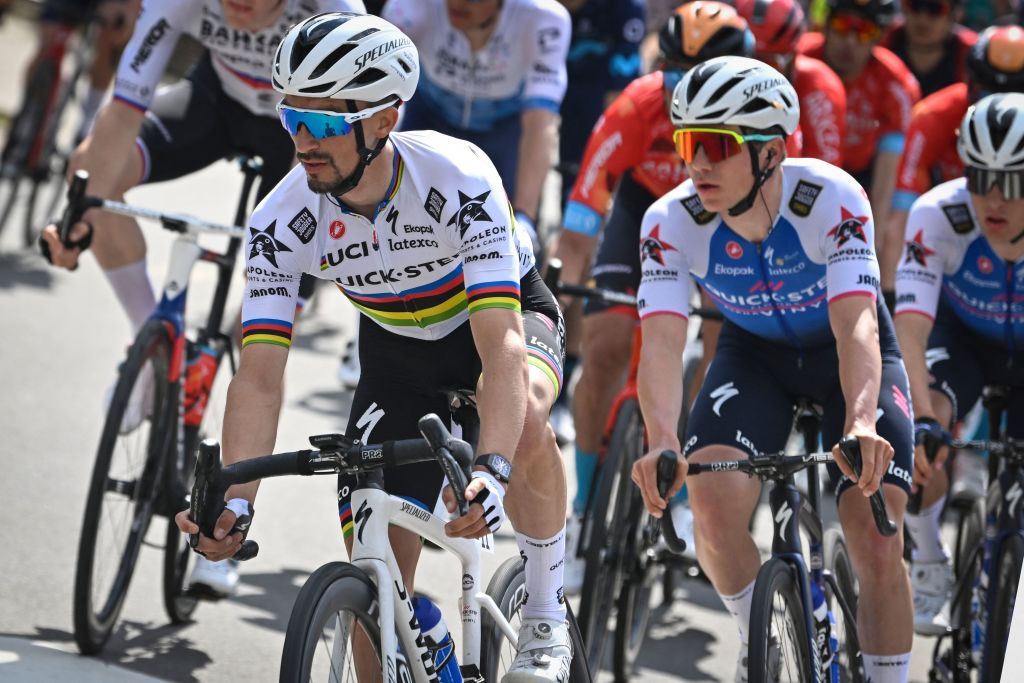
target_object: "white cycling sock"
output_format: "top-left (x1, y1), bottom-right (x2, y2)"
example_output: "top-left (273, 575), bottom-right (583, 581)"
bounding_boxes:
top-left (719, 580), bottom-right (755, 645)
top-left (516, 528), bottom-right (567, 622)
top-left (862, 652), bottom-right (911, 683)
top-left (905, 497), bottom-right (947, 563)
top-left (104, 260), bottom-right (156, 334)
top-left (78, 86), bottom-right (106, 138)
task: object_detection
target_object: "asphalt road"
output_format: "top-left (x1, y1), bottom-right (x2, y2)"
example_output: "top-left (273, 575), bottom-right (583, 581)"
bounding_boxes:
top-left (0, 11), bottom-right (939, 683)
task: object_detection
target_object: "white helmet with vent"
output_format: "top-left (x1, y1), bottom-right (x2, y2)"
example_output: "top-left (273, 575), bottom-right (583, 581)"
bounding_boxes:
top-left (273, 13), bottom-right (419, 103)
top-left (958, 92), bottom-right (1024, 171)
top-left (671, 55), bottom-right (799, 135)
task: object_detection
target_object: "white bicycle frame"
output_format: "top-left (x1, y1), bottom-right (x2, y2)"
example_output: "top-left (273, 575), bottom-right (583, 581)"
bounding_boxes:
top-left (345, 487), bottom-right (517, 683)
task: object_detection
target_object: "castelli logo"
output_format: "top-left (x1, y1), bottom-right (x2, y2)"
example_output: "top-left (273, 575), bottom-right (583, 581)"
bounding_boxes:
top-left (726, 241), bottom-right (743, 259)
top-left (330, 220), bottom-right (346, 240)
top-left (978, 255), bottom-right (993, 274)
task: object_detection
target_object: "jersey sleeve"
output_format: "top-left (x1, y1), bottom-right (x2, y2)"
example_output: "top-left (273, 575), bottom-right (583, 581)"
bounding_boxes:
top-left (521, 1), bottom-right (571, 113)
top-left (112, 2), bottom-right (187, 113)
top-left (445, 144), bottom-right (523, 315)
top-left (875, 49), bottom-right (921, 157)
top-left (893, 90), bottom-right (960, 210)
top-left (637, 201), bottom-right (691, 320)
top-left (240, 203), bottom-right (317, 351)
top-left (796, 58), bottom-right (846, 167)
top-left (607, 0), bottom-right (645, 88)
top-left (894, 201), bottom-right (948, 321)
top-left (564, 87), bottom-right (647, 236)
top-left (821, 182), bottom-right (881, 303)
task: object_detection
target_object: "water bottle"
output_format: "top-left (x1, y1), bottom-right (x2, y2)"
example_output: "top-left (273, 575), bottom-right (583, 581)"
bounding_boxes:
top-left (810, 582), bottom-right (835, 681)
top-left (184, 342), bottom-right (219, 427)
top-left (412, 596), bottom-right (462, 683)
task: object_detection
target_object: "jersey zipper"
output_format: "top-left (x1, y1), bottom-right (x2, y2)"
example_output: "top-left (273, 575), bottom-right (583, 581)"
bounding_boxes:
top-left (755, 242), bottom-right (804, 367)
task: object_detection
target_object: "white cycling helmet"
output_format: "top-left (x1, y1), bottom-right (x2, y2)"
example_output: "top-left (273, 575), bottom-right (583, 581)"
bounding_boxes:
top-left (958, 92), bottom-right (1024, 171)
top-left (671, 55), bottom-right (800, 135)
top-left (273, 12), bottom-right (419, 104)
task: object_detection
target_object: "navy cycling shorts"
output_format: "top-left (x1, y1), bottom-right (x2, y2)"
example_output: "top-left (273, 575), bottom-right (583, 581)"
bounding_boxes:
top-left (926, 304), bottom-right (1024, 435)
top-left (337, 269), bottom-right (565, 536)
top-left (683, 307), bottom-right (915, 499)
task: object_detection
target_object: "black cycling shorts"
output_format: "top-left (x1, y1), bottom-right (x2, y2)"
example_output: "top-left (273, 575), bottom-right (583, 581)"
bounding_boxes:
top-left (926, 304), bottom-right (1024, 435)
top-left (337, 268), bottom-right (565, 536)
top-left (683, 303), bottom-right (915, 498)
top-left (583, 172), bottom-right (655, 317)
top-left (40, 0), bottom-right (92, 24)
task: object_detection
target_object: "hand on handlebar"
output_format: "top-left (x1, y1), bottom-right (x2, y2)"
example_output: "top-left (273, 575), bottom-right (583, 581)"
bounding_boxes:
top-left (912, 418), bottom-right (950, 492)
top-left (832, 424), bottom-right (894, 496)
top-left (39, 221), bottom-right (92, 270)
top-left (443, 471), bottom-right (506, 539)
top-left (632, 448), bottom-right (687, 517)
top-left (175, 498), bottom-right (254, 562)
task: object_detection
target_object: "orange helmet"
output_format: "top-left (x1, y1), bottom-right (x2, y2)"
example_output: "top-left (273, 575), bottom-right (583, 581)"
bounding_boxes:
top-left (968, 25), bottom-right (1024, 94)
top-left (732, 0), bottom-right (806, 55)
top-left (659, 1), bottom-right (755, 68)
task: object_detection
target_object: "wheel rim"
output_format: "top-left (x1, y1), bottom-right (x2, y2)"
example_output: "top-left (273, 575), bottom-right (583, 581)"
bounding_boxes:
top-left (767, 588), bottom-right (809, 682)
top-left (306, 610), bottom-right (386, 683)
top-left (494, 579), bottom-right (527, 677)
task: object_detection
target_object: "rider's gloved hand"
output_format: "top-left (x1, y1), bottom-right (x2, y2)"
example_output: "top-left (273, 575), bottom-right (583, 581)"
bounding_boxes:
top-left (912, 417), bottom-right (951, 491)
top-left (39, 220), bottom-right (93, 270)
top-left (174, 498), bottom-right (254, 562)
top-left (443, 471), bottom-right (506, 539)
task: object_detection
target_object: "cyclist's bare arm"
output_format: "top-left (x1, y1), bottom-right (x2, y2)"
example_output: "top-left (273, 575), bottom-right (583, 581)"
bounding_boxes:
top-left (893, 309), bottom-right (935, 421)
top-left (830, 294), bottom-right (890, 493)
top-left (470, 307), bottom-right (528, 461)
top-left (634, 314), bottom-right (688, 515)
top-left (551, 231), bottom-right (596, 303)
top-left (174, 343), bottom-right (288, 561)
top-left (869, 150), bottom-right (901, 287)
top-left (881, 208), bottom-right (909, 294)
top-left (514, 108), bottom-right (559, 220)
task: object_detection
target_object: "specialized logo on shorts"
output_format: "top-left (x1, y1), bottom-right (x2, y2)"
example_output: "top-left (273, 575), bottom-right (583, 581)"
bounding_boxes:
top-left (424, 187), bottom-right (447, 222)
top-left (680, 194), bottom-right (716, 225)
top-left (330, 219), bottom-right (346, 240)
top-left (248, 220), bottom-right (292, 268)
top-left (355, 402), bottom-right (386, 443)
top-left (827, 207), bottom-right (869, 246)
top-left (978, 255), bottom-right (994, 274)
top-left (941, 202), bottom-right (975, 235)
top-left (726, 241), bottom-right (743, 259)
top-left (709, 381), bottom-right (739, 417)
top-left (925, 346), bottom-right (949, 370)
top-left (903, 229), bottom-right (935, 267)
top-left (448, 190), bottom-right (493, 238)
top-left (640, 225), bottom-right (677, 266)
top-left (287, 208), bottom-right (316, 244)
top-left (788, 180), bottom-right (823, 217)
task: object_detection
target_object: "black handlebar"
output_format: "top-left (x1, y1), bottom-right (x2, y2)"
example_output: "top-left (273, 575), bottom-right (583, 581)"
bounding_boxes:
top-left (656, 451), bottom-right (688, 555)
top-left (188, 414), bottom-right (474, 561)
top-left (908, 430), bottom-right (946, 515)
top-left (837, 436), bottom-right (897, 536)
top-left (58, 170), bottom-right (96, 245)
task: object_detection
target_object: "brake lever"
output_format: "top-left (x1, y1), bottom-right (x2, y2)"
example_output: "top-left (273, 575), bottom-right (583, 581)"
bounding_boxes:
top-left (837, 436), bottom-right (897, 536)
top-left (189, 439), bottom-right (259, 560)
top-left (656, 451), bottom-right (687, 555)
top-left (418, 414), bottom-right (471, 517)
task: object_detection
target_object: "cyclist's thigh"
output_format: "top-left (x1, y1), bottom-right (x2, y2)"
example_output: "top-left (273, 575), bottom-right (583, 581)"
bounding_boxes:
top-left (974, 330), bottom-right (1024, 439)
top-left (338, 320), bottom-right (483, 535)
top-left (583, 173), bottom-right (653, 317)
top-left (523, 309), bottom-right (566, 402)
top-left (137, 55), bottom-right (231, 186)
top-left (926, 311), bottom-right (985, 424)
top-left (683, 322), bottom-right (794, 460)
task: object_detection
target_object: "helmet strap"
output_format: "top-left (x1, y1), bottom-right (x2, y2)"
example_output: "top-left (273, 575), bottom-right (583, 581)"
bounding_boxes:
top-left (331, 99), bottom-right (388, 198)
top-left (728, 143), bottom-right (777, 217)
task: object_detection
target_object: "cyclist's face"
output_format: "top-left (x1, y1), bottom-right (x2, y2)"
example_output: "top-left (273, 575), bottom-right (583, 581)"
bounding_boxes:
top-left (902, 0), bottom-right (955, 47)
top-left (446, 0), bottom-right (501, 31)
top-left (682, 126), bottom-right (779, 213)
top-left (221, 0), bottom-right (282, 31)
top-left (970, 185), bottom-right (1024, 246)
top-left (282, 95), bottom-right (399, 196)
top-left (823, 14), bottom-right (878, 80)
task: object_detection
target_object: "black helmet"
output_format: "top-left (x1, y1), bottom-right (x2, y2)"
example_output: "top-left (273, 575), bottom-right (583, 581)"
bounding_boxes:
top-left (827, 0), bottom-right (899, 27)
top-left (659, 1), bottom-right (755, 68)
top-left (967, 25), bottom-right (1024, 95)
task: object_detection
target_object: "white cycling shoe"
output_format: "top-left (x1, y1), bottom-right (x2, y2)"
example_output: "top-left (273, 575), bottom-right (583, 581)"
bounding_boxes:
top-left (502, 618), bottom-right (573, 683)
top-left (562, 512), bottom-right (585, 595)
top-left (911, 558), bottom-right (953, 636)
top-left (104, 362), bottom-right (154, 435)
top-left (337, 337), bottom-right (360, 389)
top-left (188, 556), bottom-right (239, 600)
top-left (669, 501), bottom-right (698, 560)
top-left (735, 637), bottom-right (781, 683)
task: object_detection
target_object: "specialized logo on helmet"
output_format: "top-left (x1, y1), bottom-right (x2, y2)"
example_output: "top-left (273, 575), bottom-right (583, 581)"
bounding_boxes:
top-left (353, 36), bottom-right (413, 70)
top-left (640, 225), bottom-right (678, 265)
top-left (447, 190), bottom-right (492, 238)
top-left (903, 229), bottom-right (935, 267)
top-left (249, 220), bottom-right (292, 268)
top-left (826, 207), bottom-right (869, 246)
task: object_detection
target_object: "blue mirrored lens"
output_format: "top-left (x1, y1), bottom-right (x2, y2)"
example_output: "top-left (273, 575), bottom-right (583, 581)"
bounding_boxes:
top-left (278, 106), bottom-right (353, 139)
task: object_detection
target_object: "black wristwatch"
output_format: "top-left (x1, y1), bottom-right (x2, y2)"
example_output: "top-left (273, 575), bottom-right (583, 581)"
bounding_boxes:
top-left (474, 453), bottom-right (512, 484)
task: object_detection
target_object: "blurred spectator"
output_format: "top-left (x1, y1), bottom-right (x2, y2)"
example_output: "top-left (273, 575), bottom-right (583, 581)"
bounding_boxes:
top-left (881, 0), bottom-right (976, 97)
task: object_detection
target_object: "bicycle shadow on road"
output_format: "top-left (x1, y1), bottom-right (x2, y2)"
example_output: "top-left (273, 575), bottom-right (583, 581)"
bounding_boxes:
top-left (0, 252), bottom-right (56, 290)
top-left (231, 566), bottom-right (312, 634)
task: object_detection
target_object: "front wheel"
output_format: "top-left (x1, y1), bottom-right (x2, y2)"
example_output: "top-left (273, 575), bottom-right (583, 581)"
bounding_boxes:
top-left (981, 533), bottom-right (1024, 682)
top-left (748, 558), bottom-right (814, 683)
top-left (73, 319), bottom-right (175, 654)
top-left (825, 528), bottom-right (863, 683)
top-left (612, 491), bottom-right (658, 682)
top-left (481, 556), bottom-right (591, 682)
top-left (280, 562), bottom-right (383, 682)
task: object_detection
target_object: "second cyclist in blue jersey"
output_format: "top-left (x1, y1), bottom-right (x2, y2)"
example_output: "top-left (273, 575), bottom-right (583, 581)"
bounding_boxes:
top-left (631, 56), bottom-right (915, 682)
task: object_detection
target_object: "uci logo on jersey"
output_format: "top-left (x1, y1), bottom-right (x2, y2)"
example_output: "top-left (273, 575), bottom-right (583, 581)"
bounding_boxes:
top-left (448, 190), bottom-right (493, 238)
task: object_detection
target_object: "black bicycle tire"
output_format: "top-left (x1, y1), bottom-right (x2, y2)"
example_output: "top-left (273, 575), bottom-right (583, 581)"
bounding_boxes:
top-left (480, 556), bottom-right (592, 683)
top-left (280, 562), bottom-right (382, 682)
top-left (73, 319), bottom-right (175, 654)
top-left (577, 397), bottom-right (641, 671)
top-left (981, 533), bottom-right (1023, 682)
top-left (748, 557), bottom-right (815, 683)
top-left (677, 352), bottom-right (702, 442)
top-left (943, 496), bottom-right (985, 683)
top-left (824, 528), bottom-right (864, 683)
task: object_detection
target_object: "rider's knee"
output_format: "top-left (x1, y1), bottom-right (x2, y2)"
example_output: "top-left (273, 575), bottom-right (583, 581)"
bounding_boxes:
top-left (580, 316), bottom-right (633, 376)
top-left (517, 382), bottom-right (558, 457)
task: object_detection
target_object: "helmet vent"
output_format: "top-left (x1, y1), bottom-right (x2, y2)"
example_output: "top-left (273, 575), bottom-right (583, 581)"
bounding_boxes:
top-left (299, 81), bottom-right (335, 95)
top-left (348, 27), bottom-right (379, 42)
top-left (346, 67), bottom-right (387, 88)
top-left (310, 44), bottom-right (357, 80)
top-left (706, 75), bottom-right (745, 106)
